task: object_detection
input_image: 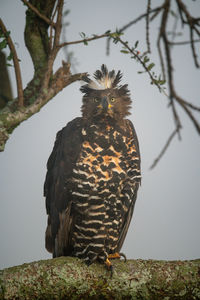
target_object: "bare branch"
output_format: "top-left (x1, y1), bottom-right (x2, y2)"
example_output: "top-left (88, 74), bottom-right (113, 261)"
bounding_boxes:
top-left (175, 0), bottom-right (200, 67)
top-left (49, 2), bottom-right (59, 51)
top-left (190, 27), bottom-right (200, 68)
top-left (0, 18), bottom-right (24, 107)
top-left (145, 0), bottom-right (151, 53)
top-left (172, 89), bottom-right (200, 135)
top-left (118, 5), bottom-right (164, 33)
top-left (106, 5), bottom-right (164, 55)
top-left (21, 0), bottom-right (56, 27)
top-left (42, 0), bottom-right (64, 90)
top-left (168, 39), bottom-right (200, 45)
top-left (150, 127), bottom-right (180, 170)
top-left (157, 34), bottom-right (166, 81)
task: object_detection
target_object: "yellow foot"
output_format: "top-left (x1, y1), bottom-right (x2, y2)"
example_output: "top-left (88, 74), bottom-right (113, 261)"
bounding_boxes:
top-left (105, 258), bottom-right (113, 277)
top-left (105, 253), bottom-right (127, 277)
top-left (108, 252), bottom-right (126, 261)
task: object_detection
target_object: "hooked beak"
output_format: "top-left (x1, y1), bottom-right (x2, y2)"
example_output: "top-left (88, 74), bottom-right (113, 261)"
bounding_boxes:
top-left (101, 96), bottom-right (108, 111)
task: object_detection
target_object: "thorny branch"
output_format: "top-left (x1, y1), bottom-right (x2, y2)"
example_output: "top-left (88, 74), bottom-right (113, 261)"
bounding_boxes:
top-left (0, 18), bottom-right (24, 106)
top-left (107, 0), bottom-right (200, 168)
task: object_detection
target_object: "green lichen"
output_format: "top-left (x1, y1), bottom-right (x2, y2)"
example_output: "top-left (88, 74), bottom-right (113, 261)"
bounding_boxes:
top-left (1, 257), bottom-right (200, 299)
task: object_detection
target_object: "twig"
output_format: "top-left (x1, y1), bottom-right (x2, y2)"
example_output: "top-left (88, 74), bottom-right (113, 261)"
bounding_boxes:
top-left (21, 0), bottom-right (56, 27)
top-left (59, 32), bottom-right (115, 49)
top-left (49, 1), bottom-right (58, 51)
top-left (118, 5), bottom-right (164, 33)
top-left (190, 27), bottom-right (199, 68)
top-left (146, 0), bottom-right (151, 53)
top-left (0, 18), bottom-right (24, 106)
top-left (175, 0), bottom-right (200, 67)
top-left (172, 88), bottom-right (200, 134)
top-left (168, 39), bottom-right (200, 45)
top-left (117, 37), bottom-right (166, 94)
top-left (170, 9), bottom-right (179, 43)
top-left (157, 35), bottom-right (166, 81)
top-left (150, 127), bottom-right (180, 169)
top-left (106, 5), bottom-right (164, 55)
top-left (42, 0), bottom-right (64, 89)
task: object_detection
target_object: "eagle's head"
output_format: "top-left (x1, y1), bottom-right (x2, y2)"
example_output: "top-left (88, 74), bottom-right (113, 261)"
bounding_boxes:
top-left (80, 65), bottom-right (132, 123)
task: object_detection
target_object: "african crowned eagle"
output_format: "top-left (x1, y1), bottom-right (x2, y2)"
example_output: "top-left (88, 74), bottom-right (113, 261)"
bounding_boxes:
top-left (44, 64), bottom-right (141, 270)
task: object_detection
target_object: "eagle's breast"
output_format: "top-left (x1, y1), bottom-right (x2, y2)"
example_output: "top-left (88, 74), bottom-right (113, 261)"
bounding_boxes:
top-left (69, 122), bottom-right (139, 263)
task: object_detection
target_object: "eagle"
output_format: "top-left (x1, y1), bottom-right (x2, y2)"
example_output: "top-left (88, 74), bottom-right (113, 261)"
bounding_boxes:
top-left (44, 64), bottom-right (141, 270)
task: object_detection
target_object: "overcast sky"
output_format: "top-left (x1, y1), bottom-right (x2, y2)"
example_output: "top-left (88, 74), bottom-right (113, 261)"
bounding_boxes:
top-left (0, 0), bottom-right (200, 270)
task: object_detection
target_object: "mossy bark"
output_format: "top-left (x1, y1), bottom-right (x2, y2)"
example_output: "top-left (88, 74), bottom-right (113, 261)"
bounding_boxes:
top-left (0, 51), bottom-right (13, 109)
top-left (0, 0), bottom-right (86, 151)
top-left (24, 0), bottom-right (56, 105)
top-left (1, 257), bottom-right (200, 299)
top-left (0, 69), bottom-right (86, 151)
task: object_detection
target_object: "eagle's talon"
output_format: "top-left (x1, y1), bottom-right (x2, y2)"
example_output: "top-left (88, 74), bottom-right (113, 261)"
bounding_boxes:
top-left (119, 252), bottom-right (127, 262)
top-left (108, 252), bottom-right (127, 262)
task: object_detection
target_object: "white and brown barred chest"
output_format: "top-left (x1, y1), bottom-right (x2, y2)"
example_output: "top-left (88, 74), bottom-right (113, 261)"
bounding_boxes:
top-left (71, 123), bottom-right (140, 212)
top-left (68, 122), bottom-right (140, 261)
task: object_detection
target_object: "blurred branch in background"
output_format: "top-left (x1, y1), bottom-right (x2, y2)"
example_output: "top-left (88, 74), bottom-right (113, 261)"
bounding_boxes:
top-left (107, 0), bottom-right (200, 168)
top-left (0, 18), bottom-right (24, 106)
top-left (0, 51), bottom-right (13, 109)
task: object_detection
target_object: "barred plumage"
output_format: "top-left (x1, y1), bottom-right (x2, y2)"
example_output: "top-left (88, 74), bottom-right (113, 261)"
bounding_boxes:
top-left (44, 64), bottom-right (141, 268)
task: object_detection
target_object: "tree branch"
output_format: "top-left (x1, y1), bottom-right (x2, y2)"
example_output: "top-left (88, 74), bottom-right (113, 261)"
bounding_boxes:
top-left (168, 38), bottom-right (200, 45)
top-left (1, 257), bottom-right (200, 299)
top-left (59, 32), bottom-right (115, 48)
top-left (0, 65), bottom-right (87, 151)
top-left (150, 127), bottom-right (180, 169)
top-left (145, 0), bottom-right (151, 53)
top-left (42, 0), bottom-right (64, 90)
top-left (21, 0), bottom-right (56, 27)
top-left (106, 5), bottom-right (164, 56)
top-left (0, 19), bottom-right (24, 107)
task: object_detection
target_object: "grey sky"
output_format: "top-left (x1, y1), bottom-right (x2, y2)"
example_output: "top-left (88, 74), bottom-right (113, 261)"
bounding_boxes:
top-left (0, 0), bottom-right (200, 270)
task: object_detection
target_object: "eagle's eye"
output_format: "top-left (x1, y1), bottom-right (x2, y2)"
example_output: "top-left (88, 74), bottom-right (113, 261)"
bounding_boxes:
top-left (94, 98), bottom-right (99, 103)
top-left (110, 97), bottom-right (116, 103)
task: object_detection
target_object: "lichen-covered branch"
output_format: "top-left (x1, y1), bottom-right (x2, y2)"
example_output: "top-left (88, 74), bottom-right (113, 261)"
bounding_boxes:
top-left (0, 257), bottom-right (200, 299)
top-left (0, 64), bottom-right (87, 151)
top-left (21, 0), bottom-right (56, 27)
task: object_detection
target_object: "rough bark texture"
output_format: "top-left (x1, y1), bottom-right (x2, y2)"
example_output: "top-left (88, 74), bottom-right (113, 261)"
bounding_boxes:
top-left (0, 51), bottom-right (13, 109)
top-left (0, 63), bottom-right (86, 151)
top-left (0, 257), bottom-right (200, 299)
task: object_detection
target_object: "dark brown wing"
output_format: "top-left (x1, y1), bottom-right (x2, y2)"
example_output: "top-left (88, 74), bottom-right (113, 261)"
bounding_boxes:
top-left (116, 119), bottom-right (141, 252)
top-left (44, 117), bottom-right (83, 257)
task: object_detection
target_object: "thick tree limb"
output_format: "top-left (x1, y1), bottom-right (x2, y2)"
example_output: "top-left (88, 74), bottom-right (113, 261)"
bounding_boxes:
top-left (0, 64), bottom-right (87, 151)
top-left (21, 0), bottom-right (56, 27)
top-left (0, 257), bottom-right (200, 299)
